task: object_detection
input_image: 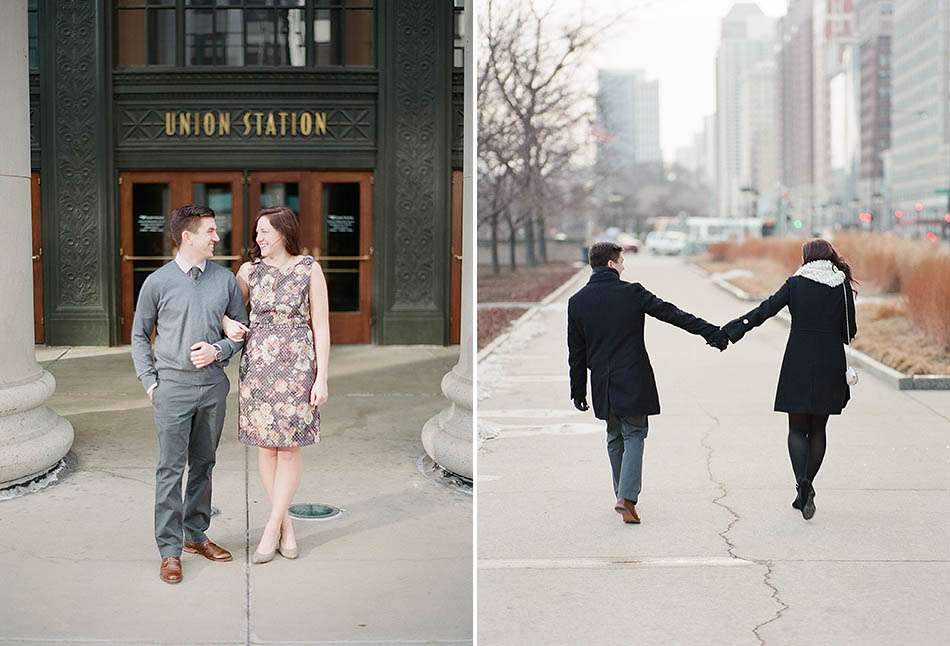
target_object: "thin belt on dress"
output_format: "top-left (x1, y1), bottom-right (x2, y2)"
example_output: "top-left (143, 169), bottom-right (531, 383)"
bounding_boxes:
top-left (250, 322), bottom-right (311, 331)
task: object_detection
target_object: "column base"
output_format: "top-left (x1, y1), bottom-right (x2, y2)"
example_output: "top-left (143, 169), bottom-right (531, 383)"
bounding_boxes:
top-left (0, 370), bottom-right (75, 488)
top-left (421, 364), bottom-right (472, 480)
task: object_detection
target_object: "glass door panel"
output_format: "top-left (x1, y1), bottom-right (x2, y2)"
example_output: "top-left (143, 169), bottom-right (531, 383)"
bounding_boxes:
top-left (260, 182), bottom-right (301, 212)
top-left (192, 182), bottom-right (235, 268)
top-left (322, 182), bottom-right (360, 312)
top-left (249, 173), bottom-right (313, 255)
top-left (131, 182), bottom-right (171, 307)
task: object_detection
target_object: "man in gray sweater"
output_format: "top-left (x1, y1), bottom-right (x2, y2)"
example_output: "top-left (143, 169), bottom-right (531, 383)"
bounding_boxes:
top-left (131, 204), bottom-right (249, 584)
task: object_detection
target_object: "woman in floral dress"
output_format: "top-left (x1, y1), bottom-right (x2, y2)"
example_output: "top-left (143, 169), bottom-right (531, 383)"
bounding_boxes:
top-left (224, 206), bottom-right (329, 563)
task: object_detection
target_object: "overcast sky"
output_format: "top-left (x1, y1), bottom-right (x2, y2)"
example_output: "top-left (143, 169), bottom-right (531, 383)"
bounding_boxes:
top-left (544, 0), bottom-right (790, 161)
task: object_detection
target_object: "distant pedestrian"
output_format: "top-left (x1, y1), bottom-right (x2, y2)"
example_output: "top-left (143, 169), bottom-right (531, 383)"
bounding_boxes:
top-left (567, 242), bottom-right (729, 524)
top-left (721, 239), bottom-right (858, 520)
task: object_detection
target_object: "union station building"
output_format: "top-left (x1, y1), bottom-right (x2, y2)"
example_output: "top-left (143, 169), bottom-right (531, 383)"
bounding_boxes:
top-left (26, 0), bottom-right (465, 346)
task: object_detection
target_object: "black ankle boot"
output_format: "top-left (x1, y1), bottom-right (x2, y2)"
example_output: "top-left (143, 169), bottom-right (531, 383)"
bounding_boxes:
top-left (800, 479), bottom-right (816, 520)
top-left (792, 484), bottom-right (802, 510)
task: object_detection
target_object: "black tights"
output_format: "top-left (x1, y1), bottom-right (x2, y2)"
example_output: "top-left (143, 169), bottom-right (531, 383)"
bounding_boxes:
top-left (787, 413), bottom-right (829, 484)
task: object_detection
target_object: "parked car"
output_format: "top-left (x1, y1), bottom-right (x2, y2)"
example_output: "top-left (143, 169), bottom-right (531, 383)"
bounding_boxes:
top-left (645, 231), bottom-right (688, 256)
top-left (616, 232), bottom-right (641, 253)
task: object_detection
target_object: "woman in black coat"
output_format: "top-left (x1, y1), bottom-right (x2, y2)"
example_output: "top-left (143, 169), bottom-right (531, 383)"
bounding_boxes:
top-left (722, 239), bottom-right (857, 520)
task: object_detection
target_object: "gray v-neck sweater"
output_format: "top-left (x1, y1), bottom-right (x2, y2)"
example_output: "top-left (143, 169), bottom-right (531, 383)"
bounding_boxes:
top-left (131, 261), bottom-right (249, 391)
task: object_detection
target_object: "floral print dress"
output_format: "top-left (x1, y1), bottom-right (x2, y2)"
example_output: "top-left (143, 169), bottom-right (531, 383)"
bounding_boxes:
top-left (239, 256), bottom-right (320, 447)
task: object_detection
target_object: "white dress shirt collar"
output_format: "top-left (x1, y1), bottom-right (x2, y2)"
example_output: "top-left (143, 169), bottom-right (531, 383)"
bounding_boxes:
top-left (174, 252), bottom-right (207, 274)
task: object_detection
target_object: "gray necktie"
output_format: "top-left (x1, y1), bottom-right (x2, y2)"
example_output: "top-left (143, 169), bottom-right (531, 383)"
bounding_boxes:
top-left (190, 266), bottom-right (201, 281)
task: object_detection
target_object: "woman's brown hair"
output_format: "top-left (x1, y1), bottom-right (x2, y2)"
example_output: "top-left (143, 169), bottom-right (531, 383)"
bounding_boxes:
top-left (249, 206), bottom-right (302, 261)
top-left (802, 238), bottom-right (858, 288)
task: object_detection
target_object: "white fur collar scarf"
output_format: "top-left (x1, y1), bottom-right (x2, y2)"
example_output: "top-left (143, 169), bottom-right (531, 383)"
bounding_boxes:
top-left (793, 259), bottom-right (846, 287)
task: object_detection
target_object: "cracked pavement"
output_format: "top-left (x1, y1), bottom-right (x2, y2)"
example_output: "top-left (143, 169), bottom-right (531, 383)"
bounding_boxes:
top-left (477, 256), bottom-right (950, 645)
top-left (0, 345), bottom-right (472, 645)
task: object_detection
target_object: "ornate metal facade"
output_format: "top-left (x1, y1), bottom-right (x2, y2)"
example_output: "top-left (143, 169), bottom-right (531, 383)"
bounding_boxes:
top-left (30, 0), bottom-right (463, 346)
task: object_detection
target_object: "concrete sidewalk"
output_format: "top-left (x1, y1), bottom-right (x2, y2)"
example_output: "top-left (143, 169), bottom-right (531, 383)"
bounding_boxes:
top-left (0, 346), bottom-right (472, 645)
top-left (477, 256), bottom-right (950, 645)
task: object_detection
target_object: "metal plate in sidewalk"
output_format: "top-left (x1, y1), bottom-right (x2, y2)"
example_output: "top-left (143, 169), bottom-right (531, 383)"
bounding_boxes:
top-left (289, 503), bottom-right (342, 521)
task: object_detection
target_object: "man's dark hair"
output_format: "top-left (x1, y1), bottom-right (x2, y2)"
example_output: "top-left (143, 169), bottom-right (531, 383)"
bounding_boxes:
top-left (169, 204), bottom-right (216, 245)
top-left (589, 241), bottom-right (623, 268)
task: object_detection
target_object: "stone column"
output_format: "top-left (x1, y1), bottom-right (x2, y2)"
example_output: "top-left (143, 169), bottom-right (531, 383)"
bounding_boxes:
top-left (0, 2), bottom-right (73, 488)
top-left (421, 1), bottom-right (474, 480)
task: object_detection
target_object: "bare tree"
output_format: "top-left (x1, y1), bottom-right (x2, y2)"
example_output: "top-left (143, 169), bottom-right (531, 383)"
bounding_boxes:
top-left (479, 0), bottom-right (623, 269)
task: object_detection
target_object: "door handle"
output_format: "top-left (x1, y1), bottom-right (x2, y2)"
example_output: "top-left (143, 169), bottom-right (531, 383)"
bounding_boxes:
top-left (123, 255), bottom-right (242, 261)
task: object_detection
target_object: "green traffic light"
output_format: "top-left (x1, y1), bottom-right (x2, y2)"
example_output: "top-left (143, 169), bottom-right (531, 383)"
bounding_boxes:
top-left (793, 219), bottom-right (803, 229)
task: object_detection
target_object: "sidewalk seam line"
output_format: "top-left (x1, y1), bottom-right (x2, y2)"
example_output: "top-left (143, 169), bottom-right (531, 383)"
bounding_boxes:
top-left (244, 445), bottom-right (251, 646)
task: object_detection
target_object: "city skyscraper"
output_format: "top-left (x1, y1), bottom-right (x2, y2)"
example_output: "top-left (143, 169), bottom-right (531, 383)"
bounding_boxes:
top-left (776, 0), bottom-right (815, 226)
top-left (856, 0), bottom-right (893, 219)
top-left (595, 69), bottom-right (662, 176)
top-left (888, 0), bottom-right (950, 221)
top-left (716, 3), bottom-right (774, 217)
top-left (812, 0), bottom-right (857, 228)
top-left (739, 58), bottom-right (778, 218)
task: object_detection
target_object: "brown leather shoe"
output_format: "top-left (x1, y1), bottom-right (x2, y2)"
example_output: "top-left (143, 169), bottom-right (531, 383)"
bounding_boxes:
top-left (160, 556), bottom-right (182, 584)
top-left (183, 539), bottom-right (233, 562)
top-left (614, 498), bottom-right (641, 524)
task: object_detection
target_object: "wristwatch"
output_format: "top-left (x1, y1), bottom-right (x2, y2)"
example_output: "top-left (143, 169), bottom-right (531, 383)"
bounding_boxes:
top-left (212, 343), bottom-right (223, 362)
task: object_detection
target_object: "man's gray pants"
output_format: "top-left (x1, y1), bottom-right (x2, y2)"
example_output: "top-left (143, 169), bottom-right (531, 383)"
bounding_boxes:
top-left (606, 414), bottom-right (649, 504)
top-left (152, 379), bottom-right (229, 558)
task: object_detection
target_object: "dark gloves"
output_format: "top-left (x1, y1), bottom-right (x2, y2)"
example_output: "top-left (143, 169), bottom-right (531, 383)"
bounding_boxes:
top-left (705, 329), bottom-right (729, 351)
top-left (573, 397), bottom-right (589, 412)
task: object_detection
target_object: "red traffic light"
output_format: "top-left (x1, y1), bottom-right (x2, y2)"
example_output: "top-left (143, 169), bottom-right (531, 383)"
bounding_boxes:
top-left (945, 213), bottom-right (950, 223)
top-left (915, 202), bottom-right (924, 212)
top-left (858, 212), bottom-right (873, 223)
top-left (895, 210), bottom-right (903, 219)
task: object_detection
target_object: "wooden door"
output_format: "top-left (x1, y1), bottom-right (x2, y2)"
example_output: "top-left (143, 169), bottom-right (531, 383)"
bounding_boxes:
top-left (119, 171), bottom-right (244, 343)
top-left (31, 172), bottom-right (43, 344)
top-left (311, 172), bottom-right (373, 344)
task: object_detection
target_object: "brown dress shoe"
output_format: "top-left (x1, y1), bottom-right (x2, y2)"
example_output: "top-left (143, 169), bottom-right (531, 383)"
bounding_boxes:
top-left (614, 498), bottom-right (641, 524)
top-left (183, 539), bottom-right (233, 562)
top-left (160, 556), bottom-right (182, 584)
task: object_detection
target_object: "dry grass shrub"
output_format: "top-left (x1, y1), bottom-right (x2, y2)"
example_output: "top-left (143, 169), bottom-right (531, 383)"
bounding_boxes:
top-left (853, 302), bottom-right (950, 375)
top-left (870, 300), bottom-right (904, 321)
top-left (902, 256), bottom-right (950, 348)
top-left (833, 232), bottom-right (941, 294)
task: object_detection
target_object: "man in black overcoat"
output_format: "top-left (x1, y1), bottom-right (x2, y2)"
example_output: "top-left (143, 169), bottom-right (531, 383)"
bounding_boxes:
top-left (567, 242), bottom-right (729, 523)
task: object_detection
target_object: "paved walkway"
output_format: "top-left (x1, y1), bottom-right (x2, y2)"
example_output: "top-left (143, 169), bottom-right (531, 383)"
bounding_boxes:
top-left (477, 256), bottom-right (950, 645)
top-left (1, 346), bottom-right (471, 645)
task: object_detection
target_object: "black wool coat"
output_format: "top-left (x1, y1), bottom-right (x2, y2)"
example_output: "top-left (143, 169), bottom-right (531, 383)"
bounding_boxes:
top-left (567, 267), bottom-right (720, 420)
top-left (723, 275), bottom-right (857, 415)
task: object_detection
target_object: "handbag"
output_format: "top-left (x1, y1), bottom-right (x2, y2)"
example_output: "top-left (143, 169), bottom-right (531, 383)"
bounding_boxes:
top-left (842, 280), bottom-right (858, 386)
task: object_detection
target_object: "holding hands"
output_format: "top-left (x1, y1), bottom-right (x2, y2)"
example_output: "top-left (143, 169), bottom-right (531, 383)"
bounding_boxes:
top-left (705, 328), bottom-right (730, 352)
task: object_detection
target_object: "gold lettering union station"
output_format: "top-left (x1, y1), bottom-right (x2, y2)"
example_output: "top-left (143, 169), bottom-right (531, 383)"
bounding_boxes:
top-left (163, 111), bottom-right (328, 137)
